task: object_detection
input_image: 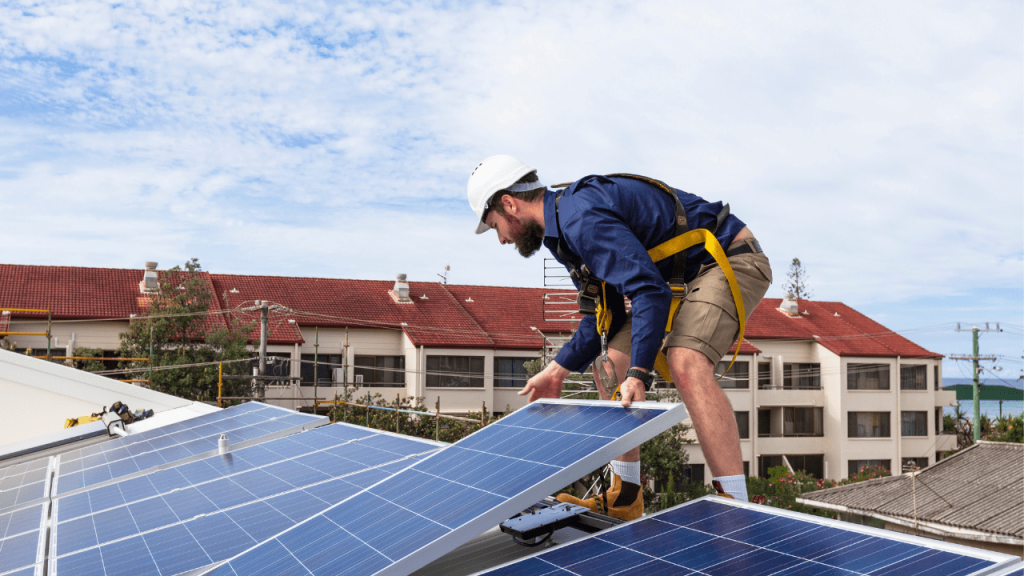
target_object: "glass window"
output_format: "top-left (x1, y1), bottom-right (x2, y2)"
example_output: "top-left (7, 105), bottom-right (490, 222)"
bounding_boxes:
top-left (715, 361), bottom-right (749, 389)
top-left (300, 354), bottom-right (343, 387)
top-left (901, 457), bottom-right (928, 472)
top-left (848, 412), bottom-right (891, 438)
top-left (494, 357), bottom-right (532, 388)
top-left (901, 411), bottom-right (928, 436)
top-left (682, 463), bottom-right (704, 484)
top-left (783, 363), bottom-right (820, 389)
top-left (758, 455), bottom-right (783, 478)
top-left (848, 363), bottom-right (890, 390)
top-left (757, 409), bottom-right (771, 437)
top-left (934, 365), bottom-right (940, 391)
top-left (734, 411), bottom-right (749, 439)
top-left (758, 362), bottom-right (772, 389)
top-left (848, 459), bottom-right (891, 478)
top-left (900, 365), bottom-right (927, 390)
top-left (426, 355), bottom-right (484, 388)
top-left (784, 407), bottom-right (823, 436)
top-left (786, 455), bottom-right (824, 479)
top-left (353, 356), bottom-right (405, 386)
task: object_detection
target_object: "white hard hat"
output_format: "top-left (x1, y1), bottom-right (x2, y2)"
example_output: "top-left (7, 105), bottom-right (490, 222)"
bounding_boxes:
top-left (467, 155), bottom-right (537, 234)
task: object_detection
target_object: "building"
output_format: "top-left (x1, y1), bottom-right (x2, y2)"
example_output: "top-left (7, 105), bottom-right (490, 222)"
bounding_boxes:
top-left (0, 262), bottom-right (957, 482)
top-left (796, 441), bottom-right (1024, 559)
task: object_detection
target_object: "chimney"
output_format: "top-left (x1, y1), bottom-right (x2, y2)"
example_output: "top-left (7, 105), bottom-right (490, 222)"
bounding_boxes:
top-left (139, 262), bottom-right (159, 294)
top-left (779, 292), bottom-right (799, 317)
top-left (390, 274), bottom-right (412, 303)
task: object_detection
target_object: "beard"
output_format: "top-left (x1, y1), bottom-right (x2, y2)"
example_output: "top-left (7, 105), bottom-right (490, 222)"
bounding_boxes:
top-left (506, 214), bottom-right (544, 258)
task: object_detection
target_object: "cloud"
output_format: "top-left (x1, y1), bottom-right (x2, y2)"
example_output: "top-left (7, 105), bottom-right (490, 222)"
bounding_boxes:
top-left (0, 0), bottom-right (1020, 318)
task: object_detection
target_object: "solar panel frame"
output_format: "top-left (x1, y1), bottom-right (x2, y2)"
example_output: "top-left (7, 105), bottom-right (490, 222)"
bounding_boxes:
top-left (471, 496), bottom-right (1023, 576)
top-left (46, 423), bottom-right (446, 576)
top-left (201, 398), bottom-right (689, 576)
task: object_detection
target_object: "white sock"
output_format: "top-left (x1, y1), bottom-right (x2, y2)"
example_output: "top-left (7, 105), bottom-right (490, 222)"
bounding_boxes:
top-left (610, 460), bottom-right (641, 486)
top-left (714, 474), bottom-right (748, 501)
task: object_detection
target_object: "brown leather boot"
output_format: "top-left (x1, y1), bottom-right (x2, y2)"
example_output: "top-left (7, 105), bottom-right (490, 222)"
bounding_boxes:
top-left (557, 473), bottom-right (643, 521)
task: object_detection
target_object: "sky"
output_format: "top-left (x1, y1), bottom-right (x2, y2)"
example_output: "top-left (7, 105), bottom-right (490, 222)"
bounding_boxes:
top-left (0, 0), bottom-right (1021, 377)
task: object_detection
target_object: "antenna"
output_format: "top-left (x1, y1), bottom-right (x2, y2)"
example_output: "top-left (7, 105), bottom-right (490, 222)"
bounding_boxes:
top-left (438, 264), bottom-right (450, 285)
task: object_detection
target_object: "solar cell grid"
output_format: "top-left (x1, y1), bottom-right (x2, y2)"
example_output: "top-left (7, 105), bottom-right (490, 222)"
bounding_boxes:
top-left (475, 497), bottom-right (1019, 576)
top-left (53, 406), bottom-right (325, 497)
top-left (202, 399), bottom-right (687, 576)
top-left (0, 501), bottom-right (44, 576)
top-left (49, 424), bottom-right (443, 575)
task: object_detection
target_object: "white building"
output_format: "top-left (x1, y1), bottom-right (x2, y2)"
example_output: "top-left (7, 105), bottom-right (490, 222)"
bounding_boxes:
top-left (0, 263), bottom-right (956, 482)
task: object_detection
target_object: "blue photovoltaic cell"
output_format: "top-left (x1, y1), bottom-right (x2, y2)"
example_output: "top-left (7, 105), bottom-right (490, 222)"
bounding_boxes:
top-left (204, 399), bottom-right (683, 576)
top-left (477, 497), bottom-right (1018, 576)
top-left (0, 458), bottom-right (51, 513)
top-left (54, 404), bottom-right (325, 496)
top-left (50, 423), bottom-right (442, 575)
top-left (0, 529), bottom-right (40, 575)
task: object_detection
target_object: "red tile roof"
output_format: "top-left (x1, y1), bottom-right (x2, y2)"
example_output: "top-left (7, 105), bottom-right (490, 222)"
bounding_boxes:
top-left (0, 265), bottom-right (940, 358)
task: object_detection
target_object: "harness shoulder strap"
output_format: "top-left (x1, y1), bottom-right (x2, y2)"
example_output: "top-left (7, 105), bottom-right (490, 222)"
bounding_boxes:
top-left (605, 173), bottom-right (689, 288)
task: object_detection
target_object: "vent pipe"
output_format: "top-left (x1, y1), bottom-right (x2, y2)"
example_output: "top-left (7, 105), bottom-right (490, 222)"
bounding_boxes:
top-left (218, 434), bottom-right (229, 455)
top-left (139, 262), bottom-right (159, 294)
top-left (391, 274), bottom-right (412, 303)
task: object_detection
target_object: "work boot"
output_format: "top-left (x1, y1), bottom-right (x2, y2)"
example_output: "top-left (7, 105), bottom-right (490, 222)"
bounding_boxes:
top-left (711, 479), bottom-right (735, 499)
top-left (557, 473), bottom-right (643, 521)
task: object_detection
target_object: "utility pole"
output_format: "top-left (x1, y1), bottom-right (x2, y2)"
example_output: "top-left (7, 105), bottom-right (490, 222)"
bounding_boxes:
top-left (951, 322), bottom-right (1000, 443)
top-left (259, 300), bottom-right (268, 400)
top-left (314, 326), bottom-right (319, 411)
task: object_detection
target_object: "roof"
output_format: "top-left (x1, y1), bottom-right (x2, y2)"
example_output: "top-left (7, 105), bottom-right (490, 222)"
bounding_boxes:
top-left (0, 264), bottom-right (940, 356)
top-left (747, 298), bottom-right (942, 358)
top-left (0, 348), bottom-right (199, 447)
top-left (797, 442), bottom-right (1024, 544)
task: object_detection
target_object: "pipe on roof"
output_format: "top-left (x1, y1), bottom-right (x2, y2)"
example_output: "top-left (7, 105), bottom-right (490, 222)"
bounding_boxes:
top-left (794, 498), bottom-right (1024, 546)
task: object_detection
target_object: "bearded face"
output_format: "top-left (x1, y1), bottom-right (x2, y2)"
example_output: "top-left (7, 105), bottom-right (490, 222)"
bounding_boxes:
top-left (505, 213), bottom-right (544, 258)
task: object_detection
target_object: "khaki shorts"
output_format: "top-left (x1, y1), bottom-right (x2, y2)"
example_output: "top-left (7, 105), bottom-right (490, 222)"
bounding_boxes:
top-left (609, 238), bottom-right (773, 366)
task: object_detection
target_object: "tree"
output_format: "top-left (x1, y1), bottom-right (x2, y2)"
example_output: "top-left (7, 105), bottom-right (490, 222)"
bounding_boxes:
top-left (118, 258), bottom-right (254, 402)
top-left (783, 257), bottom-right (813, 300)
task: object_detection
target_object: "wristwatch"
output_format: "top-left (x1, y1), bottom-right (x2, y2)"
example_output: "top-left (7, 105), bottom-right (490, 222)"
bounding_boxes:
top-left (624, 368), bottom-right (655, 392)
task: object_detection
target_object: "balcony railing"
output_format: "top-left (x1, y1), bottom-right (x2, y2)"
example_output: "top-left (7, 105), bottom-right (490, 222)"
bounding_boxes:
top-left (757, 431), bottom-right (824, 438)
top-left (758, 384), bottom-right (822, 391)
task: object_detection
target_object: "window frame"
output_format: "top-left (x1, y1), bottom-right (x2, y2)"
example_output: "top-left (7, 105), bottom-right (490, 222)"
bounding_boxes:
top-left (493, 356), bottom-right (532, 388)
top-left (900, 364), bottom-right (927, 390)
top-left (848, 411), bottom-right (891, 438)
top-left (353, 355), bottom-right (406, 387)
top-left (426, 355), bottom-right (485, 388)
top-left (783, 363), bottom-right (821, 390)
top-left (901, 411), bottom-right (928, 437)
top-left (847, 363), bottom-right (891, 391)
top-left (715, 361), bottom-right (750, 389)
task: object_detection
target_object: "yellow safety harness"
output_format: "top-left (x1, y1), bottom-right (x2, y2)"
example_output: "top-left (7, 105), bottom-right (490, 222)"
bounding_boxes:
top-left (571, 177), bottom-right (746, 397)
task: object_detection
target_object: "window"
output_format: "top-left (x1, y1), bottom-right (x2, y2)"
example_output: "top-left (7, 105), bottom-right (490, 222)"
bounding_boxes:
top-left (682, 464), bottom-right (704, 484)
top-left (784, 408), bottom-right (823, 436)
top-left (900, 365), bottom-right (927, 390)
top-left (786, 455), bottom-right (824, 480)
top-left (735, 412), bottom-right (749, 439)
top-left (757, 409), bottom-right (771, 437)
top-left (758, 455), bottom-right (783, 478)
top-left (758, 362), bottom-right (772, 389)
top-left (901, 411), bottom-right (928, 437)
top-left (783, 363), bottom-right (821, 389)
top-left (848, 412), bottom-right (890, 438)
top-left (934, 365), bottom-right (940, 391)
top-left (300, 354), bottom-right (343, 386)
top-left (743, 462), bottom-right (750, 478)
top-left (494, 357), bottom-right (532, 388)
top-left (426, 355), bottom-right (484, 387)
top-left (848, 363), bottom-right (890, 390)
top-left (848, 459), bottom-right (891, 478)
top-left (715, 361), bottom-right (749, 389)
top-left (354, 356), bottom-right (405, 387)
top-left (901, 457), bottom-right (928, 472)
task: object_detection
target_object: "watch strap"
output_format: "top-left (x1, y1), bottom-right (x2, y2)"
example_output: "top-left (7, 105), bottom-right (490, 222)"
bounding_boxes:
top-left (625, 368), bottom-right (654, 391)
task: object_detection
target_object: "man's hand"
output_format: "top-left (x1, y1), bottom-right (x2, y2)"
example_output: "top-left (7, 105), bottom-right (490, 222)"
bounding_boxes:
top-left (619, 377), bottom-right (646, 408)
top-left (520, 361), bottom-right (569, 402)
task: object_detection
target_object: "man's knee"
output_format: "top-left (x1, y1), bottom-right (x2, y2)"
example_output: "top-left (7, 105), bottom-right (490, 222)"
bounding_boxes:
top-left (666, 347), bottom-right (714, 392)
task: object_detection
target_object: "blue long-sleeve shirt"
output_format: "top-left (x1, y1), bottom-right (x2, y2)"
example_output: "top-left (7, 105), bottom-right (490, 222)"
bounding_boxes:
top-left (544, 175), bottom-right (746, 373)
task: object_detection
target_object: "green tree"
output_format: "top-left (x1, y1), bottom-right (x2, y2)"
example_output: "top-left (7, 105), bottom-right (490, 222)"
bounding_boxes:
top-left (118, 258), bottom-right (253, 402)
top-left (782, 257), bottom-right (813, 300)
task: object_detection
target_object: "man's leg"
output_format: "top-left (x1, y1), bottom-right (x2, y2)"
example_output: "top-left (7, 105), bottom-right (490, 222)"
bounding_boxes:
top-left (667, 347), bottom-right (744, 478)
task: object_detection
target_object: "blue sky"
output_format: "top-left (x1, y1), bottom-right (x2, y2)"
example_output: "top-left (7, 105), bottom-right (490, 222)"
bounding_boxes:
top-left (0, 0), bottom-right (1021, 377)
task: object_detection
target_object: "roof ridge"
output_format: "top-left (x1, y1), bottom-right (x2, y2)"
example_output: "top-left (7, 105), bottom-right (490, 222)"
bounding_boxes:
top-left (439, 284), bottom-right (495, 348)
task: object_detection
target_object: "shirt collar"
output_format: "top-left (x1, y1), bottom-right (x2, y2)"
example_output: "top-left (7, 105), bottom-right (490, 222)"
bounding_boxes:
top-left (543, 189), bottom-right (560, 240)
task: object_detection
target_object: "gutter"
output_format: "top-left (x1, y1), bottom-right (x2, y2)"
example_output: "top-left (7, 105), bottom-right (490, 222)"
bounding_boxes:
top-left (795, 498), bottom-right (1024, 547)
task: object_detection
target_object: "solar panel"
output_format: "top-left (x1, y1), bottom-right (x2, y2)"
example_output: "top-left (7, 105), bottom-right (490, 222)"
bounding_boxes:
top-left (201, 398), bottom-right (688, 576)
top-left (474, 496), bottom-right (1023, 576)
top-left (0, 459), bottom-right (55, 515)
top-left (53, 404), bottom-right (327, 497)
top-left (0, 502), bottom-right (47, 576)
top-left (47, 423), bottom-right (444, 576)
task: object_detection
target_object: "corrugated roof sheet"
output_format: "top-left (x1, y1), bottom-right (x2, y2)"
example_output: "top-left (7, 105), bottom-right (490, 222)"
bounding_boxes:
top-left (800, 442), bottom-right (1024, 539)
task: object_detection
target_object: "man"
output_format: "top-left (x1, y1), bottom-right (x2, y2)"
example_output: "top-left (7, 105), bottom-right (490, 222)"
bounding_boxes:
top-left (467, 155), bottom-right (772, 520)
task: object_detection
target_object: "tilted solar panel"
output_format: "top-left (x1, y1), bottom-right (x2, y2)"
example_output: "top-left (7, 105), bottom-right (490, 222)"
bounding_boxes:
top-left (53, 404), bottom-right (327, 497)
top-left (474, 496), bottom-right (1023, 576)
top-left (47, 423), bottom-right (443, 576)
top-left (0, 502), bottom-right (47, 576)
top-left (0, 459), bottom-right (55, 515)
top-left (201, 398), bottom-right (689, 576)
